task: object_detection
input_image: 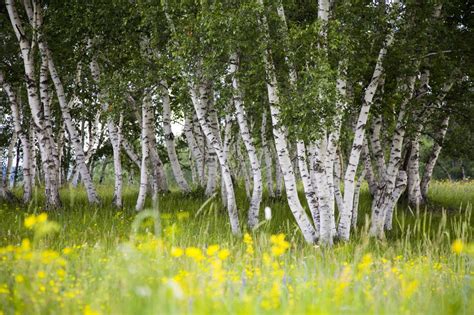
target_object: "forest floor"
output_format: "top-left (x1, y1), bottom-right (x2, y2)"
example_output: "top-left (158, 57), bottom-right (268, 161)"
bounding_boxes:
top-left (0, 181), bottom-right (473, 314)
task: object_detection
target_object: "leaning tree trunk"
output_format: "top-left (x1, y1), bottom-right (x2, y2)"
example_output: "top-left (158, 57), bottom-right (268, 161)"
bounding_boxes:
top-left (337, 5), bottom-right (398, 241)
top-left (190, 77), bottom-right (241, 236)
top-left (160, 80), bottom-right (190, 192)
top-left (90, 57), bottom-right (123, 207)
top-left (420, 116), bottom-right (450, 199)
top-left (38, 39), bottom-right (98, 203)
top-left (370, 75), bottom-right (416, 237)
top-left (5, 0), bottom-right (61, 208)
top-left (229, 52), bottom-right (263, 228)
top-left (0, 71), bottom-right (33, 202)
top-left (258, 0), bottom-right (317, 243)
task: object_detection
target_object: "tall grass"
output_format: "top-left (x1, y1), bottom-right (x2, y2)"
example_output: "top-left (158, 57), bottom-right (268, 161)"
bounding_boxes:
top-left (0, 181), bottom-right (472, 314)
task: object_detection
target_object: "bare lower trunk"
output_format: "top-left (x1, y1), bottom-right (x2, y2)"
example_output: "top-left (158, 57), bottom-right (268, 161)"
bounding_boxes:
top-left (258, 0), bottom-right (317, 243)
top-left (136, 93), bottom-right (151, 211)
top-left (190, 77), bottom-right (241, 236)
top-left (229, 52), bottom-right (263, 228)
top-left (183, 116), bottom-right (204, 187)
top-left (40, 43), bottom-right (98, 203)
top-left (6, 0), bottom-right (61, 208)
top-left (261, 111), bottom-right (274, 197)
top-left (420, 116), bottom-right (450, 199)
top-left (0, 71), bottom-right (33, 202)
top-left (160, 80), bottom-right (190, 192)
top-left (297, 141), bottom-right (320, 235)
top-left (337, 10), bottom-right (398, 240)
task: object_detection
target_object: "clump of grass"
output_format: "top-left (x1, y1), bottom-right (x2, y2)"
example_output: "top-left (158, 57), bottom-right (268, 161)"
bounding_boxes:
top-left (0, 181), bottom-right (472, 314)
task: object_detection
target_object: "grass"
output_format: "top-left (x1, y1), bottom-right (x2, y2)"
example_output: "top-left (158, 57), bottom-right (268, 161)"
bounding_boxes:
top-left (0, 181), bottom-right (473, 314)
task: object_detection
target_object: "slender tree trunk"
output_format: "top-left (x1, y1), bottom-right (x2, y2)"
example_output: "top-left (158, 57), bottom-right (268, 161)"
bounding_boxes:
top-left (370, 75), bottom-right (415, 237)
top-left (406, 133), bottom-right (423, 207)
top-left (261, 111), bottom-right (274, 197)
top-left (297, 141), bottom-right (320, 234)
top-left (183, 116), bottom-right (204, 187)
top-left (0, 71), bottom-right (33, 202)
top-left (39, 41), bottom-right (98, 203)
top-left (337, 4), bottom-right (399, 240)
top-left (229, 52), bottom-right (263, 228)
top-left (190, 76), bottom-right (241, 236)
top-left (136, 93), bottom-right (152, 211)
top-left (257, 0), bottom-right (317, 243)
top-left (160, 80), bottom-right (190, 192)
top-left (3, 131), bottom-right (17, 190)
top-left (6, 0), bottom-right (61, 208)
top-left (90, 57), bottom-right (122, 207)
top-left (421, 116), bottom-right (450, 199)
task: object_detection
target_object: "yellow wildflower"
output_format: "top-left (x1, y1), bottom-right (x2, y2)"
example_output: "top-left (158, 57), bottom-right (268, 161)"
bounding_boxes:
top-left (217, 249), bottom-right (230, 261)
top-left (24, 215), bottom-right (37, 229)
top-left (270, 234), bottom-right (290, 256)
top-left (171, 247), bottom-right (184, 258)
top-left (37, 270), bottom-right (46, 279)
top-left (357, 253), bottom-right (373, 274)
top-left (83, 305), bottom-right (100, 315)
top-left (20, 239), bottom-right (31, 251)
top-left (451, 239), bottom-right (464, 254)
top-left (206, 245), bottom-right (220, 256)
top-left (185, 247), bottom-right (204, 261)
top-left (37, 212), bottom-right (48, 223)
top-left (15, 275), bottom-right (24, 283)
top-left (401, 279), bottom-right (419, 299)
top-left (62, 247), bottom-right (73, 255)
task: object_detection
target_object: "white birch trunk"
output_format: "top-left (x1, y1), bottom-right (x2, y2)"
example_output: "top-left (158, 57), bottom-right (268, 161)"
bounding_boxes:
top-left (261, 111), bottom-right (274, 197)
top-left (136, 93), bottom-right (151, 211)
top-left (296, 141), bottom-right (320, 235)
top-left (420, 116), bottom-right (450, 199)
top-left (183, 116), bottom-right (205, 186)
top-left (257, 0), bottom-right (317, 243)
top-left (370, 75), bottom-right (415, 237)
top-left (5, 0), bottom-right (61, 208)
top-left (3, 131), bottom-right (17, 190)
top-left (337, 5), bottom-right (398, 240)
top-left (190, 79), bottom-right (241, 236)
top-left (229, 52), bottom-right (263, 228)
top-left (38, 39), bottom-right (98, 203)
top-left (160, 80), bottom-right (190, 192)
top-left (0, 71), bottom-right (33, 202)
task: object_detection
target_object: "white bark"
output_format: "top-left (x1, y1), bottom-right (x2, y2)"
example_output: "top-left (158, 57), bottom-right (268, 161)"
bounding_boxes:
top-left (337, 2), bottom-right (399, 240)
top-left (160, 80), bottom-right (190, 192)
top-left (383, 171), bottom-right (408, 230)
top-left (261, 111), bottom-right (274, 197)
top-left (190, 78), bottom-right (241, 236)
top-left (370, 75), bottom-right (416, 237)
top-left (90, 57), bottom-right (122, 207)
top-left (3, 130), bottom-right (17, 190)
top-left (296, 141), bottom-right (320, 235)
top-left (0, 71), bottom-right (33, 202)
top-left (122, 138), bottom-right (141, 168)
top-left (258, 0), bottom-right (317, 243)
top-left (136, 93), bottom-right (151, 211)
top-left (229, 52), bottom-right (263, 228)
top-left (421, 116), bottom-right (450, 199)
top-left (5, 0), bottom-right (61, 208)
top-left (36, 21), bottom-right (98, 203)
top-left (183, 116), bottom-right (204, 186)
top-left (351, 169), bottom-right (366, 228)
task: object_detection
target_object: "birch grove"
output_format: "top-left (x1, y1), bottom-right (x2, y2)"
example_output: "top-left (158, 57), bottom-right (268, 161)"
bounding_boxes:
top-left (1, 0), bottom-right (470, 245)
